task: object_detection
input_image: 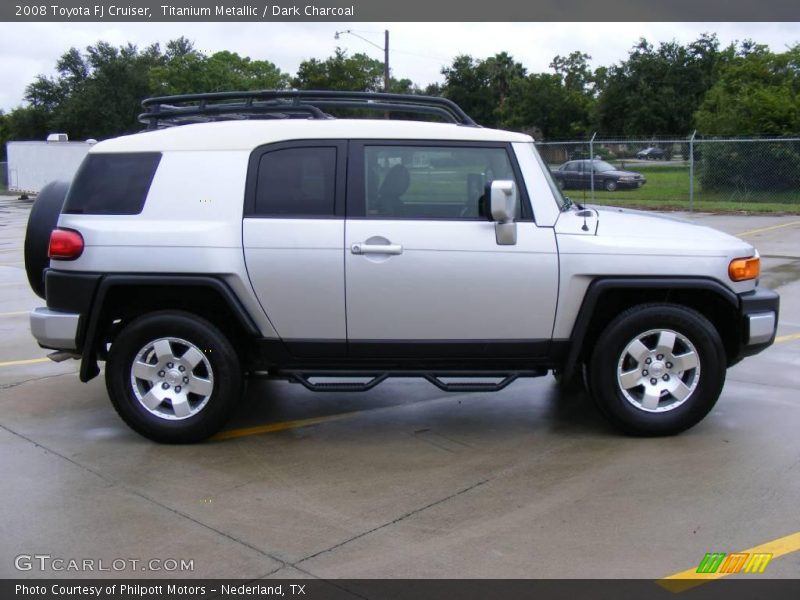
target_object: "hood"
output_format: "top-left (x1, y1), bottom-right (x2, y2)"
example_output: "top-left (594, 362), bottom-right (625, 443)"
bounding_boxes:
top-left (592, 205), bottom-right (753, 250)
top-left (599, 169), bottom-right (643, 178)
top-left (556, 204), bottom-right (755, 254)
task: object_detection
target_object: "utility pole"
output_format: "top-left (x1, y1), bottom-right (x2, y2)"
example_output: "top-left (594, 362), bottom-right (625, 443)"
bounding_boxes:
top-left (334, 29), bottom-right (390, 92)
top-left (384, 29), bottom-right (390, 92)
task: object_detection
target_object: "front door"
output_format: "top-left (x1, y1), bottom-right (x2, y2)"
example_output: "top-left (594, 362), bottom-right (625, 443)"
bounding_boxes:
top-left (344, 141), bottom-right (559, 358)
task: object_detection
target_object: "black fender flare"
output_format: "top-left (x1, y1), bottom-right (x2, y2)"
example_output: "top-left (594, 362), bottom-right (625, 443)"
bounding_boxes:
top-left (562, 277), bottom-right (740, 381)
top-left (79, 275), bottom-right (260, 382)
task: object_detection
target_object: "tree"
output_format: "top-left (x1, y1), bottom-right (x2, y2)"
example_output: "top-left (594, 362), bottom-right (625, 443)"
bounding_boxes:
top-left (20, 41), bottom-right (165, 140)
top-left (550, 51), bottom-right (593, 94)
top-left (595, 34), bottom-right (728, 135)
top-left (150, 44), bottom-right (289, 95)
top-left (503, 73), bottom-right (592, 138)
top-left (694, 44), bottom-right (800, 192)
top-left (293, 49), bottom-right (384, 91)
top-left (440, 53), bottom-right (526, 127)
top-left (694, 44), bottom-right (800, 136)
top-left (9, 38), bottom-right (290, 142)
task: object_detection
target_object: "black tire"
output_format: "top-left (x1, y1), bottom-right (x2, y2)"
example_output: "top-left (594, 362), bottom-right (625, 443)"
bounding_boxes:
top-left (23, 180), bottom-right (70, 298)
top-left (604, 179), bottom-right (617, 192)
top-left (106, 310), bottom-right (242, 443)
top-left (557, 178), bottom-right (566, 190)
top-left (587, 304), bottom-right (726, 436)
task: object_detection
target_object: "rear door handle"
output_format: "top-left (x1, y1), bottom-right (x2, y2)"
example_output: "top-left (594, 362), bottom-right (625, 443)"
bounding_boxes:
top-left (351, 243), bottom-right (403, 255)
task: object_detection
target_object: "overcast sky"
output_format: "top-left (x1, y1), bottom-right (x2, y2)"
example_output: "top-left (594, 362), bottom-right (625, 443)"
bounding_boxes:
top-left (1, 21), bottom-right (798, 111)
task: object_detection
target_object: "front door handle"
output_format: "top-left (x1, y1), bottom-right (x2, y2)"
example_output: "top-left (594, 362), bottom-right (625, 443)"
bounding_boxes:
top-left (351, 243), bottom-right (403, 255)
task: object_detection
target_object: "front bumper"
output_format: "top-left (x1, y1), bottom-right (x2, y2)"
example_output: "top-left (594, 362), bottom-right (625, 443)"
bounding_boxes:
top-left (30, 307), bottom-right (80, 350)
top-left (737, 287), bottom-right (780, 359)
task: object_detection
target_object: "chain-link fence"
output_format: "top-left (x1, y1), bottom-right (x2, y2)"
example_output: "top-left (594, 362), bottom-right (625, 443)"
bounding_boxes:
top-left (535, 136), bottom-right (800, 212)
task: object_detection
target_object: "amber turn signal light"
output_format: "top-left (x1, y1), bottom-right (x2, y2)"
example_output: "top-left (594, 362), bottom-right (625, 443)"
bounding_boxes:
top-left (729, 256), bottom-right (760, 281)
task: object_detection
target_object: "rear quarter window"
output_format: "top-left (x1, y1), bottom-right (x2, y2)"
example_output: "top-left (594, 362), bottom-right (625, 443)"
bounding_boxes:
top-left (63, 153), bottom-right (161, 215)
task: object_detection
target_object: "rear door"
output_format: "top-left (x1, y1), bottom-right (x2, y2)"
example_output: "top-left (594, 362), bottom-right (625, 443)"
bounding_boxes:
top-left (243, 141), bottom-right (347, 351)
top-left (344, 141), bottom-right (559, 358)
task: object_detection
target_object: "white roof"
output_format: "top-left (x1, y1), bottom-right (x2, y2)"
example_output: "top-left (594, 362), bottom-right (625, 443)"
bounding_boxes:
top-left (92, 119), bottom-right (533, 153)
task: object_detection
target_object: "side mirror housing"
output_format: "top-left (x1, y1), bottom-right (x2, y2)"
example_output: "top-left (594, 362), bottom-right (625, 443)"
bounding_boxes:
top-left (490, 180), bottom-right (518, 222)
top-left (489, 180), bottom-right (518, 245)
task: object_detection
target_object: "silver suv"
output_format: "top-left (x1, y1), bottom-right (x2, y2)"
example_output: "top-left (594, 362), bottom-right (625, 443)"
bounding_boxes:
top-left (24, 91), bottom-right (779, 443)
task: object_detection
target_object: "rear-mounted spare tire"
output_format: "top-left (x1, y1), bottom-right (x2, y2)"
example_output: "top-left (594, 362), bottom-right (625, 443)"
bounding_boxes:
top-left (24, 180), bottom-right (70, 299)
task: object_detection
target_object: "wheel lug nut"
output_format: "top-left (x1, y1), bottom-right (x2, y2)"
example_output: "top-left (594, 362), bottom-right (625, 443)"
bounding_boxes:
top-left (162, 382), bottom-right (170, 389)
top-left (650, 378), bottom-right (658, 385)
top-left (167, 362), bottom-right (174, 369)
top-left (645, 358), bottom-right (652, 364)
top-left (175, 386), bottom-right (181, 393)
top-left (158, 370), bottom-right (165, 377)
top-left (178, 365), bottom-right (185, 372)
top-left (666, 362), bottom-right (673, 369)
top-left (183, 376), bottom-right (189, 384)
top-left (642, 370), bottom-right (649, 376)
top-left (656, 354), bottom-right (664, 360)
top-left (662, 374), bottom-right (670, 381)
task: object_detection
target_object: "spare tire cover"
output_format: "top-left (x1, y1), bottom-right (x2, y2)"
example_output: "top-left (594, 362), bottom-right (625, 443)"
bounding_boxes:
top-left (24, 180), bottom-right (70, 299)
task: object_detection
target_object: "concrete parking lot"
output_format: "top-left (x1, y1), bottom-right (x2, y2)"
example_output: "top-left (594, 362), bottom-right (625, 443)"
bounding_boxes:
top-left (1, 194), bottom-right (798, 582)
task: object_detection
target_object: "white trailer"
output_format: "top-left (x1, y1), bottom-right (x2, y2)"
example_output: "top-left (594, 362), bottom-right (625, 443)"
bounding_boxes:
top-left (6, 137), bottom-right (94, 195)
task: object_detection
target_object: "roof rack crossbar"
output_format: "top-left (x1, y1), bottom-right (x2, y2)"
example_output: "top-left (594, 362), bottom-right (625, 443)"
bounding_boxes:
top-left (138, 90), bottom-right (477, 128)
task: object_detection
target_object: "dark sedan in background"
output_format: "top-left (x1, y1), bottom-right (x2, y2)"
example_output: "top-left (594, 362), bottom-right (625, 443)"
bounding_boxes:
top-left (551, 159), bottom-right (646, 192)
top-left (636, 146), bottom-right (667, 160)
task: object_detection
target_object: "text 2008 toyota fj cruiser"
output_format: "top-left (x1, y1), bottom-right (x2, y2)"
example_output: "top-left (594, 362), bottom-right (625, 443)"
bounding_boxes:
top-left (24, 91), bottom-right (779, 443)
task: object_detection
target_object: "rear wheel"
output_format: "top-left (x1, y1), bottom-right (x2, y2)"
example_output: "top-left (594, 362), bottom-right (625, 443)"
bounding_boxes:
top-left (106, 311), bottom-right (242, 443)
top-left (588, 304), bottom-right (726, 436)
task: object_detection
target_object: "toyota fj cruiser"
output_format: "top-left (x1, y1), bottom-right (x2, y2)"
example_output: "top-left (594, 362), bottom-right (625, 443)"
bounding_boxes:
top-left (24, 91), bottom-right (779, 443)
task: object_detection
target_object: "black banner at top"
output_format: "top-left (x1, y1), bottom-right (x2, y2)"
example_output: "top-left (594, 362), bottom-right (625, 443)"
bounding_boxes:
top-left (2, 0), bottom-right (800, 22)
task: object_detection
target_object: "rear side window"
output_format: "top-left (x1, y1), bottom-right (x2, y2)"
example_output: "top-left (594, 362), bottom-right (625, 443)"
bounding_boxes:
top-left (63, 153), bottom-right (161, 215)
top-left (254, 147), bottom-right (336, 216)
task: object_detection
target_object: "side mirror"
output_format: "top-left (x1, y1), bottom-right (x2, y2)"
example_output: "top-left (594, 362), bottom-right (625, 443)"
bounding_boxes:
top-left (490, 180), bottom-right (518, 245)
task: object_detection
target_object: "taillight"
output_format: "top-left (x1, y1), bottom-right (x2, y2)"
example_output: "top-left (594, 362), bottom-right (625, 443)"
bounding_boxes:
top-left (729, 256), bottom-right (760, 282)
top-left (48, 228), bottom-right (84, 260)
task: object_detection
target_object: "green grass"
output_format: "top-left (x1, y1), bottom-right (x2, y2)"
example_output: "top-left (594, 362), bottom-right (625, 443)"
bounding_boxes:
top-left (563, 165), bottom-right (800, 214)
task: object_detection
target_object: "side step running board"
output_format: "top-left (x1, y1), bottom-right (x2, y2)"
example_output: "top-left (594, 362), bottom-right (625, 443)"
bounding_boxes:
top-left (422, 373), bottom-right (519, 392)
top-left (290, 373), bottom-right (389, 392)
top-left (278, 370), bottom-right (547, 393)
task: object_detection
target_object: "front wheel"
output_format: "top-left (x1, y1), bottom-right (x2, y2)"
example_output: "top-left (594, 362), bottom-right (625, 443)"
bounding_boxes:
top-left (106, 311), bottom-right (242, 443)
top-left (604, 179), bottom-right (618, 192)
top-left (588, 304), bottom-right (726, 436)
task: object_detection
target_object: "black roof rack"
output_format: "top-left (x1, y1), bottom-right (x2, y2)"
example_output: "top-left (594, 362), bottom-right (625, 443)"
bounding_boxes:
top-left (139, 90), bottom-right (477, 129)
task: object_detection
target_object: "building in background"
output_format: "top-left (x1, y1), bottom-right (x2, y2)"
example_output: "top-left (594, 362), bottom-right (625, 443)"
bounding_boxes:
top-left (6, 135), bottom-right (95, 195)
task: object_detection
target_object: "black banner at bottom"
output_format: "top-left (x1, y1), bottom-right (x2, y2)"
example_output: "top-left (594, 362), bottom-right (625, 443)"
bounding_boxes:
top-left (4, 579), bottom-right (800, 600)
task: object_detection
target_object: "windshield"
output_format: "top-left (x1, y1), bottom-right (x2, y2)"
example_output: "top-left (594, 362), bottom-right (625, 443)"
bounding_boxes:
top-left (593, 160), bottom-right (615, 172)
